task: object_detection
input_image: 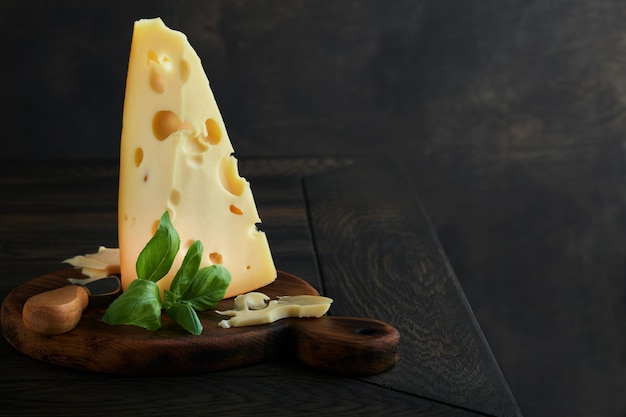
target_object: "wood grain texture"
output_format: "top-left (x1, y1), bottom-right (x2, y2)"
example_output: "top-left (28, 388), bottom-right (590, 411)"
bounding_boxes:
top-left (0, 359), bottom-right (489, 417)
top-left (2, 269), bottom-right (398, 375)
top-left (290, 316), bottom-right (399, 376)
top-left (2, 1), bottom-right (626, 414)
top-left (1, 270), bottom-right (309, 374)
top-left (304, 158), bottom-right (522, 417)
top-left (21, 284), bottom-right (89, 334)
top-left (0, 158), bottom-right (499, 416)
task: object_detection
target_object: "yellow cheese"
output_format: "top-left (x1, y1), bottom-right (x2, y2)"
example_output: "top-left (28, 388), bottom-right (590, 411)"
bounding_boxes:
top-left (118, 18), bottom-right (276, 298)
top-left (79, 267), bottom-right (115, 279)
top-left (63, 246), bottom-right (121, 278)
top-left (216, 292), bottom-right (333, 328)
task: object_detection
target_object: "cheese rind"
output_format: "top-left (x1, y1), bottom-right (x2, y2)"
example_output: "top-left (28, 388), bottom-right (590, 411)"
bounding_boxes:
top-left (118, 18), bottom-right (276, 298)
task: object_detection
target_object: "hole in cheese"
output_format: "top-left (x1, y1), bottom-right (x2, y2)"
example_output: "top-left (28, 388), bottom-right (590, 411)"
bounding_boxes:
top-left (183, 136), bottom-right (209, 153)
top-left (134, 147), bottom-right (144, 167)
top-left (181, 121), bottom-right (194, 131)
top-left (147, 50), bottom-right (173, 72)
top-left (203, 118), bottom-right (222, 145)
top-left (151, 219), bottom-right (160, 235)
top-left (153, 110), bottom-right (184, 141)
top-left (219, 155), bottom-right (245, 196)
top-left (147, 50), bottom-right (159, 64)
top-left (169, 189), bottom-right (181, 206)
top-left (149, 67), bottom-right (165, 94)
top-left (209, 252), bottom-right (223, 264)
top-left (230, 204), bottom-right (243, 215)
top-left (187, 154), bottom-right (203, 168)
top-left (160, 55), bottom-right (173, 71)
top-left (180, 59), bottom-right (190, 84)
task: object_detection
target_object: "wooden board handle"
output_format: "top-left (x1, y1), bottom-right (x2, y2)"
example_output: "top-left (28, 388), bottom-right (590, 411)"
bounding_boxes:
top-left (22, 285), bottom-right (89, 335)
top-left (289, 316), bottom-right (400, 375)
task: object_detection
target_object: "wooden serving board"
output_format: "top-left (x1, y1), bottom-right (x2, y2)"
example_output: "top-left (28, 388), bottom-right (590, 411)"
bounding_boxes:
top-left (1, 269), bottom-right (399, 376)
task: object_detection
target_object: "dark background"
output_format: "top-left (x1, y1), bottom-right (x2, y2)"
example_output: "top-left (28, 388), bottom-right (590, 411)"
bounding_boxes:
top-left (2, 1), bottom-right (625, 416)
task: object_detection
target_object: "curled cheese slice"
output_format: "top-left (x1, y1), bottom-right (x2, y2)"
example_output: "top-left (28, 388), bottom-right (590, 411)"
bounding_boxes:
top-left (216, 292), bottom-right (333, 328)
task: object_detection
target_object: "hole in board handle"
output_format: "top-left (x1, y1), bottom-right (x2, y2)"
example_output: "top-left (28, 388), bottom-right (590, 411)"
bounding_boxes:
top-left (355, 327), bottom-right (378, 336)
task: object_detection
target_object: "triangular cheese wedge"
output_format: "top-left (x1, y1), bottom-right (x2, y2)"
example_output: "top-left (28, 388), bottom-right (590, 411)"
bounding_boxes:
top-left (118, 18), bottom-right (276, 298)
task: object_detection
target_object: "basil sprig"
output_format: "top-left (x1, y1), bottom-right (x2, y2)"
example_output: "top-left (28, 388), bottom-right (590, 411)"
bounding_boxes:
top-left (136, 211), bottom-right (180, 283)
top-left (103, 211), bottom-right (231, 335)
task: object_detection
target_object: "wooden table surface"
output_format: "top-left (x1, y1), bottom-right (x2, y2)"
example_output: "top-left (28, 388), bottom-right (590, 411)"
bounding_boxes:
top-left (0, 157), bottom-right (522, 417)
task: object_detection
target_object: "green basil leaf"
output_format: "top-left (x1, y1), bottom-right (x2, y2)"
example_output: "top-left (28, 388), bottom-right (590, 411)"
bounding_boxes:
top-left (168, 240), bottom-right (203, 300)
top-left (136, 211), bottom-right (180, 282)
top-left (166, 302), bottom-right (203, 335)
top-left (182, 264), bottom-right (231, 311)
top-left (163, 289), bottom-right (177, 309)
top-left (102, 279), bottom-right (162, 331)
top-left (103, 210), bottom-right (232, 335)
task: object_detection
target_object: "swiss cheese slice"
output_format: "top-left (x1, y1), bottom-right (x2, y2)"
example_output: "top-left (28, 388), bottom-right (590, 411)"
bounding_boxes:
top-left (118, 18), bottom-right (276, 298)
top-left (63, 246), bottom-right (121, 278)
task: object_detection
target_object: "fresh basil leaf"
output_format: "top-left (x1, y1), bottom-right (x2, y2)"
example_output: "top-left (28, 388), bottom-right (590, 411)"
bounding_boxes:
top-left (166, 302), bottom-right (203, 335)
top-left (163, 289), bottom-right (177, 309)
top-left (103, 210), bottom-right (232, 335)
top-left (102, 279), bottom-right (162, 330)
top-left (168, 240), bottom-right (203, 299)
top-left (136, 211), bottom-right (180, 282)
top-left (182, 264), bottom-right (231, 311)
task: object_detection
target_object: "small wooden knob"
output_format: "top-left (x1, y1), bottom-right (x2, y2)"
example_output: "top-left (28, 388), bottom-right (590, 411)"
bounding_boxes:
top-left (289, 316), bottom-right (400, 376)
top-left (22, 285), bottom-right (89, 335)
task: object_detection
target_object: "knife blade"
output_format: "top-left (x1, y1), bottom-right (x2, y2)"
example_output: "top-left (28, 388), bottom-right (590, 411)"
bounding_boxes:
top-left (69, 275), bottom-right (121, 296)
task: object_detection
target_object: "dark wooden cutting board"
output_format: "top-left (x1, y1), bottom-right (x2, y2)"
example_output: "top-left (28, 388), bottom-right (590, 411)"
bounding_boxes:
top-left (1, 269), bottom-right (399, 375)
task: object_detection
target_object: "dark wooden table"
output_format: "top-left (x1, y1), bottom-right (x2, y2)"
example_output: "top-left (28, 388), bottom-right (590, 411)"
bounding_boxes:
top-left (0, 157), bottom-right (522, 417)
